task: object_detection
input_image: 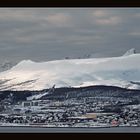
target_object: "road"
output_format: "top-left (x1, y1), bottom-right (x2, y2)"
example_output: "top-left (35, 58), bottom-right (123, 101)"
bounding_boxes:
top-left (0, 126), bottom-right (140, 133)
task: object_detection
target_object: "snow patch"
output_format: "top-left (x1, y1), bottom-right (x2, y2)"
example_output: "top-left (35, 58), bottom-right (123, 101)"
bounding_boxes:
top-left (123, 48), bottom-right (136, 56)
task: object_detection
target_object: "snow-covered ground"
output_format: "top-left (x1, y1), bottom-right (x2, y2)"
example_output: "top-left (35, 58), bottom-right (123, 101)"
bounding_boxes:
top-left (0, 49), bottom-right (140, 91)
top-left (0, 123), bottom-right (30, 127)
top-left (27, 92), bottom-right (49, 100)
top-left (0, 122), bottom-right (114, 128)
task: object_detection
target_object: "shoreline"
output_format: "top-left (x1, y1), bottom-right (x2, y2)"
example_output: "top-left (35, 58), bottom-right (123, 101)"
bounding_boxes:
top-left (0, 125), bottom-right (140, 133)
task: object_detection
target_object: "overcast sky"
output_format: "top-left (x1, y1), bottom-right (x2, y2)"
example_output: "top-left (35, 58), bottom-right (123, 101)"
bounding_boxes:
top-left (0, 8), bottom-right (140, 63)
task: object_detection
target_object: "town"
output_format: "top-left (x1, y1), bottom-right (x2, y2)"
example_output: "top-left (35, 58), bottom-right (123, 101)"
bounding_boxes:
top-left (0, 86), bottom-right (140, 128)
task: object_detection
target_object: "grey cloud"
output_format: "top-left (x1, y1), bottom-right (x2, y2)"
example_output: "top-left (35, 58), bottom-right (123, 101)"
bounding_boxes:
top-left (0, 8), bottom-right (140, 64)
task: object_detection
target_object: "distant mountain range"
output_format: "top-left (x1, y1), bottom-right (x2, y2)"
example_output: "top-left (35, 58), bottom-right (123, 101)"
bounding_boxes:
top-left (0, 48), bottom-right (140, 91)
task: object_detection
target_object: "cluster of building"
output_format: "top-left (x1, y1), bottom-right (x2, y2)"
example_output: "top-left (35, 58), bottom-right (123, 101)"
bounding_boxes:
top-left (0, 96), bottom-right (140, 127)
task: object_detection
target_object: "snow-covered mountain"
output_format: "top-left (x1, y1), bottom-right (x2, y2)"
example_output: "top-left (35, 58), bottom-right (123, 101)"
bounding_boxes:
top-left (0, 49), bottom-right (140, 91)
top-left (123, 48), bottom-right (136, 56)
top-left (0, 61), bottom-right (15, 72)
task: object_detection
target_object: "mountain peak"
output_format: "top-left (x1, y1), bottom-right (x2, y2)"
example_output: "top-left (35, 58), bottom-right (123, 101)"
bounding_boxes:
top-left (18, 60), bottom-right (35, 65)
top-left (11, 60), bottom-right (36, 70)
top-left (123, 48), bottom-right (136, 56)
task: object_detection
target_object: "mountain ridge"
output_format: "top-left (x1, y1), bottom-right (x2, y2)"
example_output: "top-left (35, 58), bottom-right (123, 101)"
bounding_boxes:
top-left (0, 49), bottom-right (140, 91)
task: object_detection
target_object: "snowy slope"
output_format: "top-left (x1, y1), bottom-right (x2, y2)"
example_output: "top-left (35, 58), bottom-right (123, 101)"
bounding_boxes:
top-left (0, 49), bottom-right (140, 91)
top-left (0, 61), bottom-right (15, 72)
top-left (26, 92), bottom-right (49, 100)
top-left (123, 48), bottom-right (136, 56)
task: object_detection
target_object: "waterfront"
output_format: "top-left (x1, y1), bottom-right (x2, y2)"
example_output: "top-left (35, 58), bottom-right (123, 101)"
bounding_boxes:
top-left (0, 126), bottom-right (140, 133)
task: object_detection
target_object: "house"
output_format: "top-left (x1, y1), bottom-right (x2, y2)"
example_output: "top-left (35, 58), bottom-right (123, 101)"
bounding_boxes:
top-left (22, 101), bottom-right (39, 107)
top-left (22, 101), bottom-right (32, 107)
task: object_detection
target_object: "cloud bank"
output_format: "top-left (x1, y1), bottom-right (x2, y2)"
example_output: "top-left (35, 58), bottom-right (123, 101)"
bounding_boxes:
top-left (0, 8), bottom-right (140, 63)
